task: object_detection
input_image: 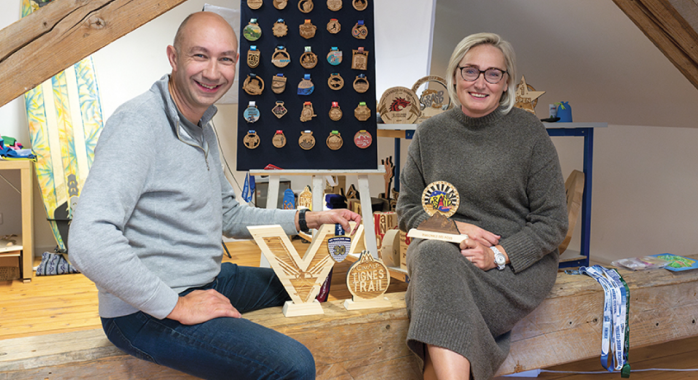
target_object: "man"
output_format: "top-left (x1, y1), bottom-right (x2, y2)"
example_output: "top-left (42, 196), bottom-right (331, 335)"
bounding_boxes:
top-left (69, 12), bottom-right (360, 379)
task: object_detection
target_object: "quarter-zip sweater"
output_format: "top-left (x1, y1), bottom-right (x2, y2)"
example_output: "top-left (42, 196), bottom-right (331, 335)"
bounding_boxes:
top-left (69, 75), bottom-right (298, 319)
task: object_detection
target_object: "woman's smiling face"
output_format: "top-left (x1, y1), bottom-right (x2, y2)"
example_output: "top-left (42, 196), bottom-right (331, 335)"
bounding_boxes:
top-left (455, 44), bottom-right (508, 118)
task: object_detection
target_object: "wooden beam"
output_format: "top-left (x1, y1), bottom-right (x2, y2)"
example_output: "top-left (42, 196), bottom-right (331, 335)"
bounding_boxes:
top-left (613, 0), bottom-right (698, 91)
top-left (0, 0), bottom-right (187, 108)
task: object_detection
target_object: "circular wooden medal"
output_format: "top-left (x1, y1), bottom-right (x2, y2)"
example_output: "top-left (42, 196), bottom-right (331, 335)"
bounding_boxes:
top-left (328, 73), bottom-right (344, 90)
top-left (411, 75), bottom-right (453, 123)
top-left (299, 131), bottom-right (315, 150)
top-left (353, 75), bottom-right (369, 93)
top-left (327, 47), bottom-right (342, 66)
top-left (421, 181), bottom-right (460, 218)
top-left (326, 131), bottom-right (343, 150)
top-left (351, 48), bottom-right (369, 70)
top-left (297, 75), bottom-right (315, 96)
top-left (242, 74), bottom-right (264, 95)
top-left (244, 101), bottom-right (260, 123)
top-left (247, 0), bottom-right (263, 9)
top-left (354, 102), bottom-right (371, 122)
top-left (327, 0), bottom-right (342, 11)
top-left (244, 131), bottom-right (260, 149)
top-left (273, 19), bottom-right (288, 37)
top-left (300, 102), bottom-right (317, 122)
top-left (354, 130), bottom-right (372, 148)
top-left (300, 48), bottom-right (318, 69)
top-left (352, 21), bottom-right (368, 39)
top-left (329, 102), bottom-right (342, 121)
top-left (271, 47), bottom-right (291, 68)
top-left (273, 0), bottom-right (288, 9)
top-left (272, 130), bottom-right (287, 148)
top-left (377, 86), bottom-right (421, 124)
top-left (299, 20), bottom-right (317, 39)
top-left (298, 0), bottom-right (314, 13)
top-left (247, 46), bottom-right (260, 68)
top-left (272, 73), bottom-right (287, 94)
top-left (352, 0), bottom-right (367, 11)
top-left (243, 19), bottom-right (262, 41)
top-left (271, 101), bottom-right (288, 119)
top-left (327, 18), bottom-right (341, 34)
top-left (346, 251), bottom-right (391, 300)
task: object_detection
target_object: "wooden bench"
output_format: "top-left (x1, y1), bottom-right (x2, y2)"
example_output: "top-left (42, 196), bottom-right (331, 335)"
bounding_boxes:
top-left (3, 260), bottom-right (698, 379)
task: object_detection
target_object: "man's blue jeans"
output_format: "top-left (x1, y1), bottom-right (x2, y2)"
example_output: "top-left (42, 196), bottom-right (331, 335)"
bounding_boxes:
top-left (101, 262), bottom-right (315, 379)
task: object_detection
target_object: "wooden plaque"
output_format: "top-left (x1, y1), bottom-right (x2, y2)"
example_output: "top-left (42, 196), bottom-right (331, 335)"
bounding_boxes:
top-left (411, 75), bottom-right (453, 123)
top-left (377, 86), bottom-right (421, 124)
top-left (298, 186), bottom-right (312, 210)
top-left (344, 250), bottom-right (392, 310)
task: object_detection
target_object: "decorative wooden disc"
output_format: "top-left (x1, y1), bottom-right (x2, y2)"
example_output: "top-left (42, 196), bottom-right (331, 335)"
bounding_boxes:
top-left (272, 47), bottom-right (291, 68)
top-left (243, 19), bottom-right (262, 41)
top-left (354, 103), bottom-right (371, 122)
top-left (272, 130), bottom-right (287, 148)
top-left (300, 102), bottom-right (317, 122)
top-left (244, 102), bottom-right (260, 123)
top-left (327, 0), bottom-right (342, 11)
top-left (411, 75), bottom-right (453, 123)
top-left (352, 0), bottom-right (367, 11)
top-left (351, 48), bottom-right (369, 70)
top-left (327, 48), bottom-right (342, 65)
top-left (328, 73), bottom-right (344, 90)
top-left (272, 74), bottom-right (287, 94)
top-left (300, 50), bottom-right (318, 69)
top-left (298, 0), bottom-right (314, 13)
top-left (299, 20), bottom-right (317, 39)
top-left (346, 250), bottom-right (390, 300)
top-left (297, 76), bottom-right (315, 96)
top-left (298, 186), bottom-right (312, 210)
top-left (353, 75), bottom-right (369, 93)
top-left (377, 86), bottom-right (421, 124)
top-left (274, 0), bottom-right (288, 9)
top-left (243, 131), bottom-right (260, 149)
top-left (273, 19), bottom-right (288, 37)
top-left (299, 130), bottom-right (316, 150)
top-left (327, 18), bottom-right (341, 34)
top-left (326, 131), bottom-right (343, 150)
top-left (329, 102), bottom-right (342, 121)
top-left (354, 130), bottom-right (372, 148)
top-left (247, 0), bottom-right (263, 9)
top-left (421, 181), bottom-right (460, 218)
top-left (247, 47), bottom-right (260, 68)
top-left (272, 101), bottom-right (288, 119)
top-left (351, 22), bottom-right (368, 39)
top-left (243, 74), bottom-right (264, 96)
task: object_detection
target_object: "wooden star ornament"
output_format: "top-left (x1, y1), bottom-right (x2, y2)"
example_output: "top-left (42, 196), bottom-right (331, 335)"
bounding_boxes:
top-left (514, 76), bottom-right (545, 114)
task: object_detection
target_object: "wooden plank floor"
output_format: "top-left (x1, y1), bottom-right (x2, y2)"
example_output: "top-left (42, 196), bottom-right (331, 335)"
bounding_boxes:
top-left (2, 240), bottom-right (698, 379)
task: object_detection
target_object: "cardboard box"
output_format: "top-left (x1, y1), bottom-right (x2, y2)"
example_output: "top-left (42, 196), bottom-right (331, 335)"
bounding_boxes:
top-left (0, 252), bottom-right (20, 281)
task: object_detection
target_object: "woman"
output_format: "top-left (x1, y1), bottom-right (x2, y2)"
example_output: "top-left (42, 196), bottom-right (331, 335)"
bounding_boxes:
top-left (396, 33), bottom-right (568, 380)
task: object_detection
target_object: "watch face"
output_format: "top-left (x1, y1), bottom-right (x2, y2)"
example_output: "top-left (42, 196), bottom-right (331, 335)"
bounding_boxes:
top-left (495, 254), bottom-right (506, 265)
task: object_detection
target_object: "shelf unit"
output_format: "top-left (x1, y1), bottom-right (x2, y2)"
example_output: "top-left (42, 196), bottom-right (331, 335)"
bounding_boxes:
top-left (0, 160), bottom-right (34, 282)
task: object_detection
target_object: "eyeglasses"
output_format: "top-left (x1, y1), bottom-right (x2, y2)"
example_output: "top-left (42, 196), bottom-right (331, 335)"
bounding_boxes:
top-left (457, 65), bottom-right (508, 84)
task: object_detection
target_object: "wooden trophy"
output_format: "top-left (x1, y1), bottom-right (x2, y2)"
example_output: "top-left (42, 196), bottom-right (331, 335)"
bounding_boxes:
top-left (514, 76), bottom-right (545, 114)
top-left (248, 224), bottom-right (337, 317)
top-left (343, 250), bottom-right (392, 310)
top-left (406, 181), bottom-right (469, 244)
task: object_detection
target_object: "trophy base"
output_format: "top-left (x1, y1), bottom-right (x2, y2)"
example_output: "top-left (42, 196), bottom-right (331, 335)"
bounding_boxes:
top-left (407, 228), bottom-right (469, 244)
top-left (343, 296), bottom-right (392, 310)
top-left (282, 300), bottom-right (324, 317)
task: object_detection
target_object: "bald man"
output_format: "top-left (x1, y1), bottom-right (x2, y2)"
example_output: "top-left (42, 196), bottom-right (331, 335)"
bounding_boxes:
top-left (69, 12), bottom-right (359, 379)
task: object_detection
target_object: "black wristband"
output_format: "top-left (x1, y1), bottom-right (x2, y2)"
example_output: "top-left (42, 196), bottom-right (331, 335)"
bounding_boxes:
top-left (298, 208), bottom-right (310, 232)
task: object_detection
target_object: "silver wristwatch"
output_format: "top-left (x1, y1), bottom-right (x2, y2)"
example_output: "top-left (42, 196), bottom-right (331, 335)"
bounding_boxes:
top-left (491, 246), bottom-right (506, 270)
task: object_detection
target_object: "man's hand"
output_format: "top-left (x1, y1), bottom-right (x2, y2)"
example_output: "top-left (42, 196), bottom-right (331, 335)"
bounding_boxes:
top-left (300, 209), bottom-right (362, 235)
top-left (167, 289), bottom-right (241, 325)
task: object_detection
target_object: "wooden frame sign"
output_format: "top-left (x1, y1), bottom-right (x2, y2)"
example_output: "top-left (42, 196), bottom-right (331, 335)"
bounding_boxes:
top-left (248, 224), bottom-right (337, 317)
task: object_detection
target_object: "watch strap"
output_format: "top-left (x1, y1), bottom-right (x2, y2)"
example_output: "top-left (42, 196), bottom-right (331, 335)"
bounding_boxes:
top-left (491, 246), bottom-right (506, 270)
top-left (298, 208), bottom-right (310, 232)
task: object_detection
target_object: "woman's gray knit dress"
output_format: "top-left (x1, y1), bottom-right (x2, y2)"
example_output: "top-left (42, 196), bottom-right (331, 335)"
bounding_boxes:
top-left (396, 106), bottom-right (568, 380)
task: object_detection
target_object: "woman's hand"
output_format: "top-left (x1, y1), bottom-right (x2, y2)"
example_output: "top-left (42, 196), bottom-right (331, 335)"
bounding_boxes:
top-left (455, 221), bottom-right (500, 246)
top-left (460, 238), bottom-right (498, 271)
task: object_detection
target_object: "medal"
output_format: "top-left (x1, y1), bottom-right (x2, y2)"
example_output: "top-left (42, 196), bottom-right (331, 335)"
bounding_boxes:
top-left (273, 0), bottom-right (288, 9)
top-left (272, 73), bottom-right (287, 94)
top-left (378, 86), bottom-right (422, 124)
top-left (300, 46), bottom-right (318, 69)
top-left (297, 74), bottom-right (315, 96)
top-left (353, 74), bottom-right (369, 93)
top-left (243, 19), bottom-right (262, 41)
top-left (327, 47), bottom-right (342, 66)
top-left (352, 47), bottom-right (369, 70)
top-left (271, 46), bottom-right (291, 68)
top-left (327, 0), bottom-right (342, 11)
top-left (272, 130), bottom-right (287, 148)
top-left (299, 19), bottom-right (317, 39)
top-left (242, 73), bottom-right (264, 95)
top-left (328, 73), bottom-right (344, 90)
top-left (244, 101), bottom-right (260, 123)
top-left (354, 130), bottom-right (372, 149)
top-left (299, 130), bottom-right (316, 150)
top-left (326, 130), bottom-right (343, 150)
top-left (327, 18), bottom-right (341, 34)
top-left (272, 19), bottom-right (288, 37)
top-left (271, 101), bottom-right (288, 119)
top-left (298, 0), bottom-right (314, 13)
top-left (354, 101), bottom-right (371, 121)
top-left (247, 0), bottom-right (263, 9)
top-left (244, 130), bottom-right (261, 149)
top-left (300, 102), bottom-right (317, 122)
top-left (422, 181), bottom-right (460, 218)
top-left (329, 101), bottom-right (342, 121)
top-left (352, 0), bottom-right (367, 11)
top-left (247, 46), bottom-right (260, 68)
top-left (352, 20), bottom-right (368, 39)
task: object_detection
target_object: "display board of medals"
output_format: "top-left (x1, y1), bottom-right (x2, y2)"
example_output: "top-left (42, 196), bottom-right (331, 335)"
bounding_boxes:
top-left (237, 0), bottom-right (377, 170)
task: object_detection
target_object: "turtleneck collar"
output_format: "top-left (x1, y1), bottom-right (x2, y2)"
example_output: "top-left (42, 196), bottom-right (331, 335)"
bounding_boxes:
top-left (449, 106), bottom-right (506, 128)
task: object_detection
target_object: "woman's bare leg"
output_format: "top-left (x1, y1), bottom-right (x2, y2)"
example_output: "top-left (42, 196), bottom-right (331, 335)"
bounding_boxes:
top-left (423, 344), bottom-right (470, 380)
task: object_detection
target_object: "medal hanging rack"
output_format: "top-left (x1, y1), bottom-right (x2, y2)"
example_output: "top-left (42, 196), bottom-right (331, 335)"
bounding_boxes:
top-left (237, 0), bottom-right (378, 170)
